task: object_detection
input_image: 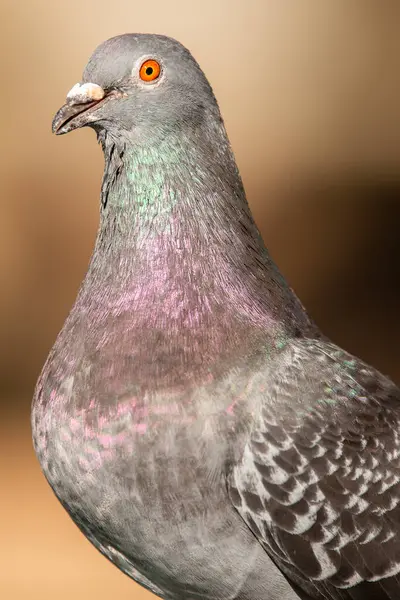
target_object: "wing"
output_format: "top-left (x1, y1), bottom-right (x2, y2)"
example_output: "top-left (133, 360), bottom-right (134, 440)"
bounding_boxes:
top-left (228, 339), bottom-right (400, 600)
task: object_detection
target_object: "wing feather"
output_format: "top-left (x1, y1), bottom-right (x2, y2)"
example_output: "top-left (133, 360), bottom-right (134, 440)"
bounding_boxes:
top-left (228, 339), bottom-right (400, 599)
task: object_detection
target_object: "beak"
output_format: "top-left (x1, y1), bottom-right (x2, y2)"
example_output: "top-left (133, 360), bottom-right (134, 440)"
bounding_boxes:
top-left (52, 82), bottom-right (121, 135)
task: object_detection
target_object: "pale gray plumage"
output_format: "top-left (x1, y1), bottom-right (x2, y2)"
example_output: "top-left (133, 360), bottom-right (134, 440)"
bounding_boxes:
top-left (32, 33), bottom-right (400, 600)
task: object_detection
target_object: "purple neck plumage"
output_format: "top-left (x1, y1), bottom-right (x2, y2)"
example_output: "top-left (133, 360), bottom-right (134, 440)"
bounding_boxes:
top-left (75, 122), bottom-right (314, 372)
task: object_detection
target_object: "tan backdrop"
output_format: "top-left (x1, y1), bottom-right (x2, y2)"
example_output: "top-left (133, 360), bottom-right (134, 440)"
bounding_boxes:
top-left (2, 1), bottom-right (400, 598)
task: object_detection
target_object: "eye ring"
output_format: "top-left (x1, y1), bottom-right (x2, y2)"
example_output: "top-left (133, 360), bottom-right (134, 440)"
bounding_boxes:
top-left (139, 59), bottom-right (161, 82)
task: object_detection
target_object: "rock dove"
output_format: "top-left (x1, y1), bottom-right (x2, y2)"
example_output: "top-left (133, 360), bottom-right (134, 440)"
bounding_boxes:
top-left (32, 34), bottom-right (400, 600)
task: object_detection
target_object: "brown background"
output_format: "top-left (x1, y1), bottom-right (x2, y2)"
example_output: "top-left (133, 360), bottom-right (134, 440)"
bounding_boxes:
top-left (2, 1), bottom-right (400, 598)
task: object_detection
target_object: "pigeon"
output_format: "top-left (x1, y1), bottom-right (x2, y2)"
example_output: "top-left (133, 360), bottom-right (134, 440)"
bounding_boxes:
top-left (32, 33), bottom-right (400, 600)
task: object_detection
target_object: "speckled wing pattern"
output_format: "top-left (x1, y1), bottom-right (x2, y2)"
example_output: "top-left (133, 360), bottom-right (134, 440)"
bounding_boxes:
top-left (228, 340), bottom-right (400, 600)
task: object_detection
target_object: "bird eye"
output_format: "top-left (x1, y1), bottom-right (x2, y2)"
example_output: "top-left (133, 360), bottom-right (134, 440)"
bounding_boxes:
top-left (139, 59), bottom-right (161, 82)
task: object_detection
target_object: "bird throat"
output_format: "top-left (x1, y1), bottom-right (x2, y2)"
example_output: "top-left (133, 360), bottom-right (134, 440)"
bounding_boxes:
top-left (88, 125), bottom-right (271, 311)
top-left (74, 125), bottom-right (314, 386)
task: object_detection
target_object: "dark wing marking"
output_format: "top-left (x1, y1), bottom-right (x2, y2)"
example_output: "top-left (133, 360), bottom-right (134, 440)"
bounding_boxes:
top-left (228, 339), bottom-right (400, 600)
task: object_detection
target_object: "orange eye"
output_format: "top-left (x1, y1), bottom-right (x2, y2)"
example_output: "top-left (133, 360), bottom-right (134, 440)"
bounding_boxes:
top-left (139, 59), bottom-right (161, 82)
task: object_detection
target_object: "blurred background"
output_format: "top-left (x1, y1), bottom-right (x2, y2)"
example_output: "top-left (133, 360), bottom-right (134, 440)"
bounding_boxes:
top-left (1, 1), bottom-right (400, 598)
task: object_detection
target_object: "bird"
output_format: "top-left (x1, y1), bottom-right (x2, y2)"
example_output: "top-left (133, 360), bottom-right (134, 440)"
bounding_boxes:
top-left (32, 33), bottom-right (400, 600)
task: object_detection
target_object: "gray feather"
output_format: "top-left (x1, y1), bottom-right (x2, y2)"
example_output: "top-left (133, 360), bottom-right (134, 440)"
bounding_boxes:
top-left (32, 33), bottom-right (400, 600)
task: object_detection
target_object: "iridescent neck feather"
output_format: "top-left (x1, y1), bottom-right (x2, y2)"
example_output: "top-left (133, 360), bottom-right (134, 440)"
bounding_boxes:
top-left (77, 122), bottom-right (314, 347)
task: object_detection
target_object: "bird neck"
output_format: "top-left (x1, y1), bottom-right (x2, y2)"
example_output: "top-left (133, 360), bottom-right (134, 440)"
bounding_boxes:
top-left (97, 120), bottom-right (257, 248)
top-left (79, 124), bottom-right (313, 341)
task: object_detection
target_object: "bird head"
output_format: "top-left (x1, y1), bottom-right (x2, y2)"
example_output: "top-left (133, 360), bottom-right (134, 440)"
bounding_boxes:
top-left (52, 34), bottom-right (221, 145)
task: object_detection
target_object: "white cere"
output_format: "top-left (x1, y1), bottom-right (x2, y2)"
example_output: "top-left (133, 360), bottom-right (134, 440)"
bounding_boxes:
top-left (66, 82), bottom-right (105, 105)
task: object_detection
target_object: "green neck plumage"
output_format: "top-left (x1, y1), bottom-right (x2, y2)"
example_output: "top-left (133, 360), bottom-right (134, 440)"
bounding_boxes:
top-left (79, 125), bottom-right (315, 343)
top-left (96, 123), bottom-right (254, 249)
